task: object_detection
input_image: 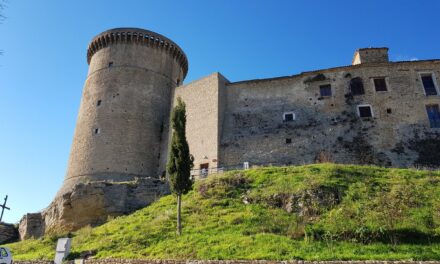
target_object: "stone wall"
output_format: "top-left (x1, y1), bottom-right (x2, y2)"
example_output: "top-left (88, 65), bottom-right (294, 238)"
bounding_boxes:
top-left (215, 59), bottom-right (440, 169)
top-left (62, 28), bottom-right (187, 194)
top-left (0, 222), bottom-right (19, 244)
top-left (22, 28), bottom-right (187, 237)
top-left (352, 48), bottom-right (389, 65)
top-left (180, 54), bottom-right (440, 171)
top-left (19, 213), bottom-right (44, 240)
top-left (13, 260), bottom-right (440, 264)
top-left (14, 261), bottom-right (52, 264)
top-left (175, 73), bottom-right (229, 176)
top-left (19, 178), bottom-right (169, 236)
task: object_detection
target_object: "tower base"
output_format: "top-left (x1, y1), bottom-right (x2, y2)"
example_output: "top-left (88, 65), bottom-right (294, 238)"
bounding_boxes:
top-left (19, 178), bottom-right (169, 238)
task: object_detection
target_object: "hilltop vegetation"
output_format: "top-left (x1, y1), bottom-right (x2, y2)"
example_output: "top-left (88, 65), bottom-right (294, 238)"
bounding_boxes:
top-left (5, 164), bottom-right (440, 260)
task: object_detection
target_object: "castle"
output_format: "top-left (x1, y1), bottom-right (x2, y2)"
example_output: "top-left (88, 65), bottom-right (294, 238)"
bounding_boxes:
top-left (18, 27), bottom-right (440, 239)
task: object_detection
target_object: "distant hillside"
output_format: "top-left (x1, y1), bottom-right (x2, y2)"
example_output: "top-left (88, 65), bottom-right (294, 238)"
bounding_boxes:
top-left (4, 164), bottom-right (440, 260)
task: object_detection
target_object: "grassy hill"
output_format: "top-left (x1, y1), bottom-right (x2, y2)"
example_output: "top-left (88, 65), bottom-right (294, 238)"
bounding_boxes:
top-left (4, 164), bottom-right (440, 260)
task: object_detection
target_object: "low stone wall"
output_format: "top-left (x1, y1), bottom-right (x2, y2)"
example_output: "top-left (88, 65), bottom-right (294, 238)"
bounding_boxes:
top-left (13, 260), bottom-right (440, 264)
top-left (14, 261), bottom-right (52, 264)
top-left (19, 178), bottom-right (170, 239)
top-left (0, 222), bottom-right (19, 244)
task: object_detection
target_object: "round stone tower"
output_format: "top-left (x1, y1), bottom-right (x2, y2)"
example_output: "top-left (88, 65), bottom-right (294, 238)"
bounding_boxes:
top-left (64, 28), bottom-right (187, 191)
top-left (43, 28), bottom-right (188, 232)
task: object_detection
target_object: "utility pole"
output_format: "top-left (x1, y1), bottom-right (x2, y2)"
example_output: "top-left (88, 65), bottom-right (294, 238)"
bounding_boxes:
top-left (0, 195), bottom-right (10, 222)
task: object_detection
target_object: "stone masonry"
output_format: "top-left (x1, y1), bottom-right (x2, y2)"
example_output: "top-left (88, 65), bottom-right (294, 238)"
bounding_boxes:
top-left (176, 48), bottom-right (440, 175)
top-left (19, 28), bottom-right (185, 237)
top-left (0, 222), bottom-right (19, 244)
top-left (18, 28), bottom-right (440, 239)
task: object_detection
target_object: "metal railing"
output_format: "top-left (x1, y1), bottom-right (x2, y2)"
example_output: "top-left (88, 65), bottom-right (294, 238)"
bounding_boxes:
top-left (190, 161), bottom-right (291, 179)
top-left (190, 160), bottom-right (440, 180)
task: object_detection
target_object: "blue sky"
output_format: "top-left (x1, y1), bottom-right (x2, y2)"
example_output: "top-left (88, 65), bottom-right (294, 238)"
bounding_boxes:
top-left (1, 0), bottom-right (440, 223)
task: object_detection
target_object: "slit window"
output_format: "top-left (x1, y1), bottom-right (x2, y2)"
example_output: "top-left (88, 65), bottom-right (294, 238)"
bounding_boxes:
top-left (319, 84), bottom-right (332, 97)
top-left (350, 77), bottom-right (364, 95)
top-left (421, 73), bottom-right (438, 96)
top-left (108, 61), bottom-right (113, 67)
top-left (286, 138), bottom-right (292, 144)
top-left (283, 112), bottom-right (295, 122)
top-left (94, 128), bottom-right (100, 134)
top-left (97, 100), bottom-right (102, 106)
top-left (426, 104), bottom-right (440, 128)
top-left (374, 78), bottom-right (388, 92)
top-left (357, 105), bottom-right (373, 118)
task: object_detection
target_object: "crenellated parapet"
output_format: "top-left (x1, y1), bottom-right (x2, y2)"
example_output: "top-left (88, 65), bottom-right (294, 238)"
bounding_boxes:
top-left (40, 27), bottom-right (188, 235)
top-left (87, 28), bottom-right (188, 78)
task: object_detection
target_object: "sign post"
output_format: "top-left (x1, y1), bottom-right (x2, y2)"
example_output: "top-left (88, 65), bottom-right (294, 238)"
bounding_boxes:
top-left (54, 238), bottom-right (72, 264)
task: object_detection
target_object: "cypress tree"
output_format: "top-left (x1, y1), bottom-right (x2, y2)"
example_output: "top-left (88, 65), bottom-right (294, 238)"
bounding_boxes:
top-left (167, 97), bottom-right (193, 235)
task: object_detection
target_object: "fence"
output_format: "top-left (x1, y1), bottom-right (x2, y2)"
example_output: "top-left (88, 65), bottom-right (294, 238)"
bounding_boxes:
top-left (190, 161), bottom-right (440, 180)
top-left (190, 161), bottom-right (292, 179)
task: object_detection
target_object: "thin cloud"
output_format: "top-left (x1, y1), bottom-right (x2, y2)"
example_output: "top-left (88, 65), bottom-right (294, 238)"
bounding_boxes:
top-left (395, 55), bottom-right (419, 61)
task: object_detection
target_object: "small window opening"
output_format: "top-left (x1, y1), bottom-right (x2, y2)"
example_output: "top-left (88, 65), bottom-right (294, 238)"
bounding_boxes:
top-left (176, 79), bottom-right (180, 85)
top-left (421, 73), bottom-right (438, 96)
top-left (374, 78), bottom-right (388, 92)
top-left (386, 108), bottom-right (392, 114)
top-left (200, 163), bottom-right (209, 176)
top-left (350, 77), bottom-right (364, 95)
top-left (97, 100), bottom-right (102, 106)
top-left (426, 104), bottom-right (440, 128)
top-left (286, 138), bottom-right (292, 144)
top-left (319, 84), bottom-right (332, 97)
top-left (94, 128), bottom-right (100, 134)
top-left (108, 61), bottom-right (113, 67)
top-left (283, 112), bottom-right (295, 122)
top-left (357, 105), bottom-right (373, 118)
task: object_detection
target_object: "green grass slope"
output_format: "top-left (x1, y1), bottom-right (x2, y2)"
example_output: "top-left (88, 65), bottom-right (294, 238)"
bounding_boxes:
top-left (5, 164), bottom-right (440, 260)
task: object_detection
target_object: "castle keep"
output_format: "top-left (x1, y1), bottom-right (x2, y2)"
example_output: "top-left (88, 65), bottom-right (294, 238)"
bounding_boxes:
top-left (179, 48), bottom-right (440, 174)
top-left (19, 28), bottom-right (440, 238)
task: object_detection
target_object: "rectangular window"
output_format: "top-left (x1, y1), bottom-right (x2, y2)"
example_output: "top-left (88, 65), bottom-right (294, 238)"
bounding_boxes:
top-left (97, 100), bottom-right (102, 106)
top-left (286, 138), bottom-right (292, 144)
top-left (421, 74), bottom-right (438, 95)
top-left (426, 104), bottom-right (440, 128)
top-left (319, 84), bottom-right (332, 97)
top-left (358, 105), bottom-right (373, 118)
top-left (200, 163), bottom-right (209, 177)
top-left (283, 112), bottom-right (295, 122)
top-left (350, 77), bottom-right (365, 95)
top-left (374, 78), bottom-right (387, 92)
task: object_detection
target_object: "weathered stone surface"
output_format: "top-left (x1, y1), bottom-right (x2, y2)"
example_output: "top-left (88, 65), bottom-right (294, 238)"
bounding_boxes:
top-left (0, 222), bottom-right (19, 244)
top-left (176, 48), bottom-right (440, 173)
top-left (20, 28), bottom-right (186, 237)
top-left (19, 178), bottom-right (169, 237)
top-left (19, 213), bottom-right (44, 240)
top-left (21, 27), bottom-right (440, 238)
top-left (44, 178), bottom-right (169, 233)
